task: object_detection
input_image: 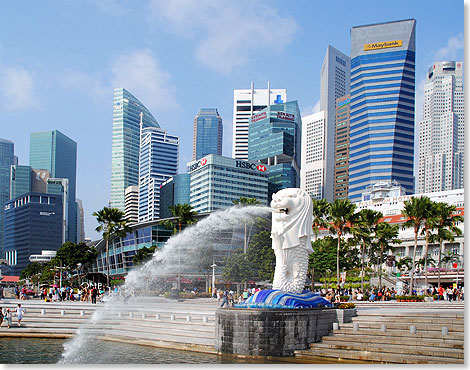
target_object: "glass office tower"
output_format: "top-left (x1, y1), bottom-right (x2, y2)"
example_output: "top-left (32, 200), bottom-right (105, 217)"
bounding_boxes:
top-left (348, 19), bottom-right (416, 201)
top-left (111, 88), bottom-right (160, 211)
top-left (248, 100), bottom-right (301, 199)
top-left (30, 130), bottom-right (77, 242)
top-left (0, 138), bottom-right (15, 256)
top-left (193, 108), bottom-right (223, 161)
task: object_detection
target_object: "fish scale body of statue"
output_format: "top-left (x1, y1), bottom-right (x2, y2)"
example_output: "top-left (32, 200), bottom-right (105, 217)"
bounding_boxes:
top-left (270, 188), bottom-right (313, 294)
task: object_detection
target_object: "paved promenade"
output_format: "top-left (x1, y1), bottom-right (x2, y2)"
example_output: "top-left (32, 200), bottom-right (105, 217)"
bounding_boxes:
top-left (0, 296), bottom-right (464, 363)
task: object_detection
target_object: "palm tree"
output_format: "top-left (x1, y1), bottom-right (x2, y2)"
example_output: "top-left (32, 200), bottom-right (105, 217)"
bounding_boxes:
top-left (428, 202), bottom-right (463, 289)
top-left (165, 203), bottom-right (198, 290)
top-left (419, 200), bottom-right (438, 287)
top-left (375, 222), bottom-right (401, 288)
top-left (402, 196), bottom-right (433, 294)
top-left (309, 198), bottom-right (331, 290)
top-left (93, 207), bottom-right (132, 288)
top-left (329, 198), bottom-right (357, 287)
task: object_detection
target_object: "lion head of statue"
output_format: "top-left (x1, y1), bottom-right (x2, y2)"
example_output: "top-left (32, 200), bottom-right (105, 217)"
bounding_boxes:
top-left (270, 188), bottom-right (313, 250)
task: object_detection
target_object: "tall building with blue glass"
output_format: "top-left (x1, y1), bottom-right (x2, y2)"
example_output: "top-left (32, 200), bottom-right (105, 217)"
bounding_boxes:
top-left (111, 88), bottom-right (160, 211)
top-left (30, 130), bottom-right (77, 242)
top-left (160, 174), bottom-right (191, 219)
top-left (348, 19), bottom-right (416, 201)
top-left (193, 108), bottom-right (223, 160)
top-left (248, 101), bottom-right (301, 199)
top-left (0, 138), bottom-right (15, 257)
top-left (138, 124), bottom-right (179, 222)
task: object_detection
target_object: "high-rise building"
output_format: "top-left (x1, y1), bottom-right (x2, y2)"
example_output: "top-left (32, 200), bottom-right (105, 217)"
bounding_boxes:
top-left (0, 138), bottom-right (15, 256)
top-left (248, 101), bottom-right (301, 199)
top-left (187, 154), bottom-right (269, 213)
top-left (76, 198), bottom-right (85, 243)
top-left (138, 122), bottom-right (179, 222)
top-left (193, 108), bottom-right (223, 160)
top-left (233, 82), bottom-right (287, 160)
top-left (111, 88), bottom-right (160, 212)
top-left (4, 192), bottom-right (63, 275)
top-left (30, 130), bottom-right (77, 242)
top-left (320, 46), bottom-right (351, 202)
top-left (301, 111), bottom-right (327, 200)
top-left (124, 185), bottom-right (139, 225)
top-left (348, 19), bottom-right (416, 201)
top-left (160, 174), bottom-right (191, 219)
top-left (418, 61), bottom-right (464, 193)
top-left (334, 95), bottom-right (351, 200)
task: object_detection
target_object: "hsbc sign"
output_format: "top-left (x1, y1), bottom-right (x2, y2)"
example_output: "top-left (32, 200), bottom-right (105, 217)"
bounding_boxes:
top-left (236, 161), bottom-right (267, 172)
top-left (189, 158), bottom-right (209, 172)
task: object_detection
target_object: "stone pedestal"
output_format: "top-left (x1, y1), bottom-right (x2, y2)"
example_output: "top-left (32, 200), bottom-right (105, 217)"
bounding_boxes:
top-left (215, 307), bottom-right (337, 357)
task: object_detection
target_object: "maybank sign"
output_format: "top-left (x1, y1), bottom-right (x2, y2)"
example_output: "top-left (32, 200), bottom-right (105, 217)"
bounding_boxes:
top-left (364, 40), bottom-right (402, 51)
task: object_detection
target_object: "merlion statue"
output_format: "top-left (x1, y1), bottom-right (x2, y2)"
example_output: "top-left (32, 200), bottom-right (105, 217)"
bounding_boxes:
top-left (270, 188), bottom-right (313, 294)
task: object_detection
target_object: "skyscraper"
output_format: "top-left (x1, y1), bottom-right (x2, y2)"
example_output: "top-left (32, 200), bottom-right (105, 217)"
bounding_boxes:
top-left (111, 88), bottom-right (160, 211)
top-left (301, 111), bottom-right (327, 200)
top-left (0, 138), bottom-right (15, 256)
top-left (418, 61), bottom-right (464, 193)
top-left (348, 19), bottom-right (416, 201)
top-left (138, 122), bottom-right (179, 222)
top-left (334, 95), bottom-right (351, 200)
top-left (193, 108), bottom-right (223, 160)
top-left (124, 185), bottom-right (139, 225)
top-left (233, 82), bottom-right (287, 160)
top-left (30, 130), bottom-right (77, 242)
top-left (320, 46), bottom-right (351, 202)
top-left (248, 100), bottom-right (301, 199)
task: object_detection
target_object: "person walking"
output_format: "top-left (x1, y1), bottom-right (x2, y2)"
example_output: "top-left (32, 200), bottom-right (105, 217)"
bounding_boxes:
top-left (5, 309), bottom-right (12, 329)
top-left (0, 307), bottom-right (3, 328)
top-left (220, 290), bottom-right (229, 308)
top-left (91, 286), bottom-right (98, 304)
top-left (16, 304), bottom-right (25, 326)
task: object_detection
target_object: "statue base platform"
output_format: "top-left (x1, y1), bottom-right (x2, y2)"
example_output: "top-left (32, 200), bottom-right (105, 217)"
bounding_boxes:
top-left (234, 289), bottom-right (332, 309)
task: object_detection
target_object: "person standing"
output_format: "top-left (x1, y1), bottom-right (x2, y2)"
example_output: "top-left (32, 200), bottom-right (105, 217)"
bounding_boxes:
top-left (0, 285), bottom-right (3, 300)
top-left (5, 309), bottom-right (12, 328)
top-left (0, 307), bottom-right (3, 328)
top-left (91, 287), bottom-right (98, 304)
top-left (220, 290), bottom-right (229, 307)
top-left (16, 304), bottom-right (25, 326)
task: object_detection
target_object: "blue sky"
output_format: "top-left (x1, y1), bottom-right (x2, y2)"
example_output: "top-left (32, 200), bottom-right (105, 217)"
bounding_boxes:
top-left (0, 0), bottom-right (465, 240)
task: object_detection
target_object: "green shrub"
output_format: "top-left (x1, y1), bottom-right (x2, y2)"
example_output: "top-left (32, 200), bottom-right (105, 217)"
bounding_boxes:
top-left (340, 295), bottom-right (349, 302)
top-left (338, 303), bottom-right (355, 309)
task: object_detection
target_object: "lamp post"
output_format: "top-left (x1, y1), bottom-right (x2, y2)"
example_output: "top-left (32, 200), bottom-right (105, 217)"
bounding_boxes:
top-left (211, 262), bottom-right (217, 295)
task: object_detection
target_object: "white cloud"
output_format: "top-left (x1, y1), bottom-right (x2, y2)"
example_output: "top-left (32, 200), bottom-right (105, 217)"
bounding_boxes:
top-left (434, 34), bottom-right (464, 61)
top-left (110, 49), bottom-right (179, 111)
top-left (301, 100), bottom-right (321, 117)
top-left (0, 67), bottom-right (38, 110)
top-left (148, 0), bottom-right (300, 73)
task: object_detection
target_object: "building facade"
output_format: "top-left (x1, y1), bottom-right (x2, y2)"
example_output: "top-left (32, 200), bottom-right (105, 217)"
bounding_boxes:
top-left (348, 19), bottom-right (416, 201)
top-left (193, 108), bottom-right (223, 160)
top-left (233, 82), bottom-right (287, 160)
top-left (138, 125), bottom-right (179, 222)
top-left (320, 46), bottom-right (351, 202)
top-left (187, 154), bottom-right (269, 214)
top-left (301, 111), bottom-right (327, 200)
top-left (30, 130), bottom-right (78, 243)
top-left (111, 88), bottom-right (160, 212)
top-left (4, 192), bottom-right (63, 275)
top-left (248, 101), bottom-right (301, 198)
top-left (160, 174), bottom-right (191, 219)
top-left (0, 139), bottom-right (15, 256)
top-left (124, 185), bottom-right (139, 225)
top-left (418, 61), bottom-right (464, 193)
top-left (76, 198), bottom-right (85, 242)
top-left (334, 95), bottom-right (351, 200)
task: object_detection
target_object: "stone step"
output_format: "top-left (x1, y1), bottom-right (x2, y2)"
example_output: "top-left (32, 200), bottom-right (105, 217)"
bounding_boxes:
top-left (317, 339), bottom-right (463, 359)
top-left (295, 346), bottom-right (464, 364)
top-left (355, 312), bottom-right (464, 319)
top-left (92, 318), bottom-right (215, 334)
top-left (352, 316), bottom-right (464, 325)
top-left (327, 332), bottom-right (463, 349)
top-left (342, 322), bottom-right (464, 333)
top-left (332, 327), bottom-right (464, 341)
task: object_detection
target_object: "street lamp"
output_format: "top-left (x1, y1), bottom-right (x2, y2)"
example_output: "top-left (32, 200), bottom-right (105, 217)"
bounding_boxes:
top-left (211, 262), bottom-right (217, 296)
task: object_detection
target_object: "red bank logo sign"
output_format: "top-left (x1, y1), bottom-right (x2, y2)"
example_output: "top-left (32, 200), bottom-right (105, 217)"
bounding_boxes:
top-left (236, 161), bottom-right (267, 172)
top-left (251, 111), bottom-right (267, 123)
top-left (277, 111), bottom-right (295, 121)
top-left (189, 158), bottom-right (208, 172)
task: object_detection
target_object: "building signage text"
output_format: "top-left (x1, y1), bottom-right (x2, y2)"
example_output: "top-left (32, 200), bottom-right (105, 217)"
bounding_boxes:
top-left (357, 195), bottom-right (412, 207)
top-left (251, 111), bottom-right (267, 123)
top-left (364, 40), bottom-right (402, 51)
top-left (276, 111), bottom-right (295, 121)
top-left (189, 158), bottom-right (208, 172)
top-left (337, 99), bottom-right (350, 108)
top-left (236, 161), bottom-right (267, 172)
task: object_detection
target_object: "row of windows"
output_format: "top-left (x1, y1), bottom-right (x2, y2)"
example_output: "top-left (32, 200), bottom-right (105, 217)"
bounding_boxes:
top-left (350, 131), bottom-right (414, 144)
top-left (351, 89), bottom-right (415, 104)
top-left (352, 103), bottom-right (414, 116)
top-left (350, 146), bottom-right (414, 158)
top-left (349, 167), bottom-right (413, 179)
top-left (350, 110), bottom-right (414, 124)
top-left (350, 50), bottom-right (415, 70)
top-left (351, 61), bottom-right (415, 76)
top-left (351, 96), bottom-right (415, 110)
top-left (350, 117), bottom-right (413, 133)
top-left (351, 75), bottom-right (415, 90)
top-left (348, 175), bottom-right (413, 191)
top-left (351, 138), bottom-right (413, 152)
top-left (350, 67), bottom-right (414, 83)
top-left (349, 153), bottom-right (414, 166)
top-left (351, 83), bottom-right (415, 96)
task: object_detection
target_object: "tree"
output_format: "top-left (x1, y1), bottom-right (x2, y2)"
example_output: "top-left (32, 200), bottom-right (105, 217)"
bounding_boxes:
top-left (351, 209), bottom-right (383, 292)
top-left (133, 246), bottom-right (157, 266)
top-left (374, 222), bottom-right (401, 288)
top-left (401, 196), bottom-right (433, 294)
top-left (428, 202), bottom-right (463, 288)
top-left (162, 203), bottom-right (198, 290)
top-left (191, 244), bottom-right (215, 291)
top-left (232, 197), bottom-right (262, 254)
top-left (441, 251), bottom-right (460, 270)
top-left (419, 200), bottom-right (438, 287)
top-left (93, 207), bottom-right (132, 287)
top-left (311, 199), bottom-right (331, 241)
top-left (247, 230), bottom-right (275, 282)
top-left (222, 248), bottom-right (253, 293)
top-left (53, 242), bottom-right (98, 274)
top-left (20, 262), bottom-right (47, 280)
top-left (396, 257), bottom-right (413, 274)
top-left (329, 198), bottom-right (357, 288)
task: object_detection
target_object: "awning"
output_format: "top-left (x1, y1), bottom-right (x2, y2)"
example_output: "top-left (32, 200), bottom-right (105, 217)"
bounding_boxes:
top-left (0, 276), bottom-right (20, 283)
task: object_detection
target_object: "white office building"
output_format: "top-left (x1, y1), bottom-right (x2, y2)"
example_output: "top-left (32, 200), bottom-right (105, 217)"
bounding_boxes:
top-left (320, 46), bottom-right (350, 202)
top-left (301, 111), bottom-right (327, 200)
top-left (124, 185), bottom-right (139, 225)
top-left (232, 82), bottom-right (287, 160)
top-left (418, 61), bottom-right (464, 193)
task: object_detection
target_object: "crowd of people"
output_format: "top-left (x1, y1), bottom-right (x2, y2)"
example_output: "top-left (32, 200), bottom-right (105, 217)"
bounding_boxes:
top-left (38, 285), bottom-right (107, 304)
top-left (0, 304), bottom-right (24, 329)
